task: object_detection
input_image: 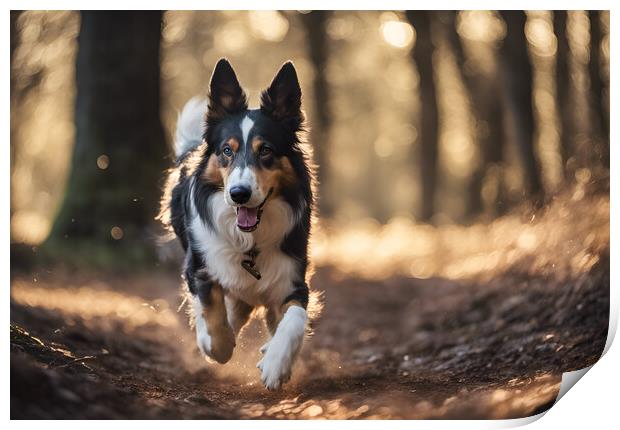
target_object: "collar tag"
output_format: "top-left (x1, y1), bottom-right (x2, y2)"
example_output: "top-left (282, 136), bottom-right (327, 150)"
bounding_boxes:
top-left (241, 260), bottom-right (261, 280)
top-left (241, 247), bottom-right (261, 280)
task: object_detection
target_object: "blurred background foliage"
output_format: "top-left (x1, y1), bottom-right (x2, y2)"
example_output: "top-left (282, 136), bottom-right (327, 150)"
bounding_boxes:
top-left (10, 10), bottom-right (610, 268)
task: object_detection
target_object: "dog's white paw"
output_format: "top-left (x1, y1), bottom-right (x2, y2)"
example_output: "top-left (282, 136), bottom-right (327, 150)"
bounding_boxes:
top-left (256, 306), bottom-right (307, 390)
top-left (195, 314), bottom-right (212, 356)
top-left (256, 338), bottom-right (293, 390)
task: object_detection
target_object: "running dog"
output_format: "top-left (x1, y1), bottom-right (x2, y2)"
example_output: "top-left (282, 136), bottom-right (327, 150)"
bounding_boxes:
top-left (158, 59), bottom-right (317, 390)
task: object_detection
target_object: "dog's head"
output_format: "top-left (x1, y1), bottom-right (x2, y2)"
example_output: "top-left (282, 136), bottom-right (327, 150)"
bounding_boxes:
top-left (201, 59), bottom-right (306, 232)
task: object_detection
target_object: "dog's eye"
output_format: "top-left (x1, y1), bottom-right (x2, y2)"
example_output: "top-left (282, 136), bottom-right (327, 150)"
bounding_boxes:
top-left (259, 146), bottom-right (272, 157)
top-left (223, 146), bottom-right (233, 157)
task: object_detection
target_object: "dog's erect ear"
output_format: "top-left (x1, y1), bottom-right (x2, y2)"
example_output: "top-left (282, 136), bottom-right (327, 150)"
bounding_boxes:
top-left (207, 58), bottom-right (248, 121)
top-left (260, 62), bottom-right (303, 130)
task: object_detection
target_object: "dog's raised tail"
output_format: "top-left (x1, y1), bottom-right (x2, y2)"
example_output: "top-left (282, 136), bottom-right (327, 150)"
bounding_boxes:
top-left (175, 97), bottom-right (206, 159)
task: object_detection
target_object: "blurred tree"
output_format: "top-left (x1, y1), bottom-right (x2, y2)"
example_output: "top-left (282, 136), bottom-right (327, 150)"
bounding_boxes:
top-left (498, 11), bottom-right (543, 203)
top-left (406, 11), bottom-right (439, 222)
top-left (299, 11), bottom-right (332, 216)
top-left (588, 10), bottom-right (609, 167)
top-left (10, 11), bottom-right (23, 216)
top-left (553, 11), bottom-right (573, 178)
top-left (46, 11), bottom-right (168, 265)
top-left (10, 11), bottom-right (21, 57)
top-left (442, 12), bottom-right (505, 218)
top-left (10, 11), bottom-right (22, 100)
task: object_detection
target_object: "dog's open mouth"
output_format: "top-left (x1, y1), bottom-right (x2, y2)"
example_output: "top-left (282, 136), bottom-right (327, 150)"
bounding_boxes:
top-left (234, 188), bottom-right (273, 233)
top-left (236, 206), bottom-right (260, 232)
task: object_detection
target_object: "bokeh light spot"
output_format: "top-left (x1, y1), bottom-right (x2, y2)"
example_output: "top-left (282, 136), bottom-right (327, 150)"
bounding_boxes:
top-left (11, 210), bottom-right (51, 244)
top-left (381, 20), bottom-right (415, 49)
top-left (214, 21), bottom-right (248, 53)
top-left (110, 226), bottom-right (124, 240)
top-left (97, 154), bottom-right (109, 170)
top-left (248, 11), bottom-right (289, 42)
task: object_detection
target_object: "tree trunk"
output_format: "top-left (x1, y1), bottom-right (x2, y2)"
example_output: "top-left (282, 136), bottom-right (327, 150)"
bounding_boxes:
top-left (442, 12), bottom-right (505, 218)
top-left (46, 11), bottom-right (168, 264)
top-left (406, 11), bottom-right (439, 222)
top-left (553, 11), bottom-right (573, 177)
top-left (498, 11), bottom-right (543, 203)
top-left (10, 11), bottom-right (23, 217)
top-left (588, 10), bottom-right (609, 167)
top-left (299, 11), bottom-right (332, 216)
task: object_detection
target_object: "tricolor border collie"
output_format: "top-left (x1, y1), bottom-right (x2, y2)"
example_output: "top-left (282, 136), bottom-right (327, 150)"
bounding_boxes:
top-left (158, 59), bottom-right (318, 390)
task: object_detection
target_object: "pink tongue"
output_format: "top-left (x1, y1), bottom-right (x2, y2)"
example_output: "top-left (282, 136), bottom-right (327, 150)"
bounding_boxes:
top-left (237, 206), bottom-right (258, 228)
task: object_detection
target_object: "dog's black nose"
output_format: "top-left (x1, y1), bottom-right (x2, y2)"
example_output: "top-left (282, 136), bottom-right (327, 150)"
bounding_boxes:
top-left (230, 186), bottom-right (251, 204)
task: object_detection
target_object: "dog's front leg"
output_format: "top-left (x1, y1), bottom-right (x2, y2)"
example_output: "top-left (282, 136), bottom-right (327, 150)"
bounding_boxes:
top-left (192, 270), bottom-right (236, 364)
top-left (257, 283), bottom-right (309, 390)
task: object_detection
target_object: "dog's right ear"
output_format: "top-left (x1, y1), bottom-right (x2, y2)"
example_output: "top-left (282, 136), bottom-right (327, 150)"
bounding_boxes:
top-left (260, 62), bottom-right (303, 132)
top-left (207, 59), bottom-right (247, 122)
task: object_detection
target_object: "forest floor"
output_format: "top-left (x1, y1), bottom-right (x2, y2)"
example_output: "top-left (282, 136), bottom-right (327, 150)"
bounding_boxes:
top-left (10, 193), bottom-right (610, 419)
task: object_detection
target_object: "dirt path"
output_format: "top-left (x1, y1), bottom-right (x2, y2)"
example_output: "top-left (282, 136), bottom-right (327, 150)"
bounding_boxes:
top-left (10, 247), bottom-right (608, 419)
top-left (10, 193), bottom-right (610, 419)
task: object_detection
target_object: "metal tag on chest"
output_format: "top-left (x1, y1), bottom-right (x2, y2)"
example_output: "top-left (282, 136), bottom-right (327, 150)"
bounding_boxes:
top-left (241, 247), bottom-right (261, 280)
top-left (241, 260), bottom-right (262, 280)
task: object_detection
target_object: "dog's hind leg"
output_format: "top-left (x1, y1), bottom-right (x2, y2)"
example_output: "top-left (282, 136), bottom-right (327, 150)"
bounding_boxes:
top-left (192, 270), bottom-right (236, 364)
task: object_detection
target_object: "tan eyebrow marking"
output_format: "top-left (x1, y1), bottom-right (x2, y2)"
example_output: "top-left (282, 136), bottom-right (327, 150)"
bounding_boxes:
top-left (226, 137), bottom-right (239, 152)
top-left (251, 136), bottom-right (264, 153)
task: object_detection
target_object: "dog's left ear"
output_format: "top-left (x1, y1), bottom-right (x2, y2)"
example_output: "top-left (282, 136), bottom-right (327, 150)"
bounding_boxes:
top-left (260, 62), bottom-right (303, 131)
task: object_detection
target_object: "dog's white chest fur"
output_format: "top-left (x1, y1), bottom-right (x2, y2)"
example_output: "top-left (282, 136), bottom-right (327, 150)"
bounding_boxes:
top-left (189, 188), bottom-right (299, 307)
